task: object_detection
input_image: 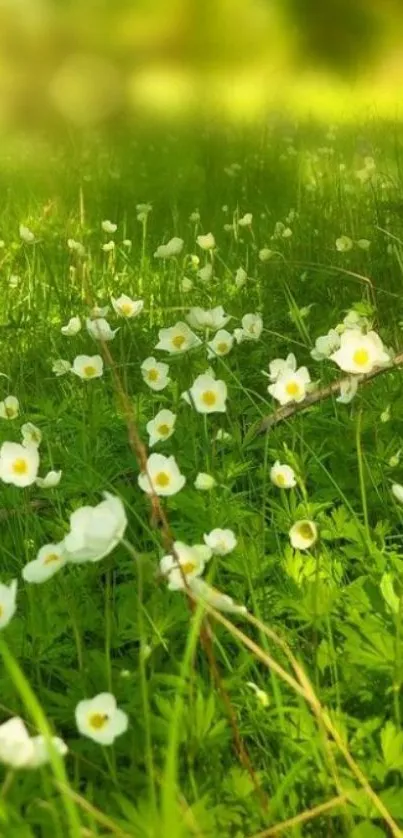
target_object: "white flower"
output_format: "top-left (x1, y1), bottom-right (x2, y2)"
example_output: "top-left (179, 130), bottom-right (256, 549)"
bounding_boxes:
top-left (268, 353), bottom-right (297, 382)
top-left (186, 306), bottom-right (230, 331)
top-left (190, 210), bottom-right (200, 222)
top-left (67, 239), bottom-right (85, 256)
top-left (27, 735), bottom-right (68, 768)
top-left (9, 274), bottom-right (20, 288)
top-left (63, 493), bottom-right (127, 564)
top-left (330, 330), bottom-right (390, 375)
top-left (183, 373), bottom-right (227, 414)
top-left (270, 461), bottom-right (296, 489)
top-left (160, 542), bottom-right (211, 590)
top-left (72, 355), bottom-right (104, 380)
top-left (52, 359), bottom-right (71, 376)
top-left (215, 429), bottom-right (232, 442)
top-left (181, 277), bottom-right (193, 292)
top-left (22, 543), bottom-right (66, 584)
top-left (233, 328), bottom-right (245, 344)
top-left (238, 213), bottom-right (252, 227)
top-left (0, 395), bottom-right (19, 420)
top-left (0, 442), bottom-right (39, 487)
top-left (0, 580), bottom-right (17, 629)
top-left (241, 313), bottom-right (263, 340)
top-left (259, 248), bottom-right (273, 262)
top-left (189, 578), bottom-right (247, 614)
top-left (235, 267), bottom-right (247, 288)
top-left (392, 483), bottom-right (403, 504)
top-left (61, 316), bottom-right (81, 336)
top-left (141, 357), bottom-right (170, 391)
top-left (112, 295), bottom-right (144, 318)
top-left (289, 520), bottom-right (318, 551)
top-left (246, 682), bottom-right (269, 707)
top-left (136, 202), bottom-right (152, 215)
top-left (146, 409), bottom-right (176, 447)
top-left (21, 423), bottom-right (42, 448)
top-left (197, 264), bottom-right (213, 282)
top-left (138, 454), bottom-right (185, 497)
top-left (336, 236), bottom-right (353, 252)
top-left (90, 304), bottom-right (110, 318)
top-left (101, 220), bottom-right (117, 233)
top-left (203, 528), bottom-right (237, 556)
top-left (102, 241), bottom-right (115, 253)
top-left (155, 322), bottom-right (201, 354)
top-left (268, 367), bottom-right (311, 406)
top-left (86, 318), bottom-right (118, 342)
top-left (123, 239), bottom-right (132, 248)
top-left (357, 238), bottom-right (371, 250)
top-left (207, 330), bottom-right (234, 359)
top-left (311, 329), bottom-right (341, 361)
top-left (75, 693), bottom-right (128, 745)
top-left (154, 237), bottom-right (184, 258)
top-left (194, 472), bottom-right (216, 491)
top-left (336, 377), bottom-right (359, 404)
top-left (197, 232), bottom-right (215, 250)
top-left (36, 470), bottom-right (62, 488)
top-left (19, 225), bottom-right (35, 243)
top-left (0, 717), bottom-right (66, 769)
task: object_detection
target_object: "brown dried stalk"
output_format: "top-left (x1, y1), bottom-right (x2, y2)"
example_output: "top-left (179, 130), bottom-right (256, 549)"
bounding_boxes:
top-left (258, 351), bottom-right (403, 434)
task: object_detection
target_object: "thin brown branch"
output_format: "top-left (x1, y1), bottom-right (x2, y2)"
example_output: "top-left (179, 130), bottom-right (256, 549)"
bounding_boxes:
top-left (258, 351), bottom-right (403, 434)
top-left (250, 794), bottom-right (346, 837)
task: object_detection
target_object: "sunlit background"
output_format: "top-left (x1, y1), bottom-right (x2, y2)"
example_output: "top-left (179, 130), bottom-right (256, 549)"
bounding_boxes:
top-left (1, 0), bottom-right (403, 136)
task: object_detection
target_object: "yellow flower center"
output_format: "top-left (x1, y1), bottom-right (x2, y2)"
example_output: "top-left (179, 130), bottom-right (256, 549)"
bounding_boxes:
top-left (276, 473), bottom-right (286, 487)
top-left (83, 365), bottom-right (97, 378)
top-left (155, 471), bottom-right (170, 488)
top-left (89, 713), bottom-right (109, 730)
top-left (172, 334), bottom-right (186, 349)
top-left (217, 342), bottom-right (228, 354)
top-left (147, 369), bottom-right (159, 382)
top-left (157, 423), bottom-right (170, 436)
top-left (120, 303), bottom-right (133, 316)
top-left (202, 390), bottom-right (217, 407)
top-left (299, 523), bottom-right (315, 540)
top-left (285, 381), bottom-right (300, 397)
top-left (0, 605), bottom-right (3, 618)
top-left (181, 561), bottom-right (196, 575)
top-left (5, 406), bottom-right (16, 418)
top-left (12, 458), bottom-right (28, 475)
top-left (43, 552), bottom-right (61, 565)
top-left (352, 348), bottom-right (369, 367)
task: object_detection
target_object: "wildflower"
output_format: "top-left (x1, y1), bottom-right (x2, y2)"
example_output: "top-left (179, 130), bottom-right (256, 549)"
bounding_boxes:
top-left (19, 225), bottom-right (35, 243)
top-left (122, 239), bottom-right (132, 249)
top-left (0, 442), bottom-right (39, 487)
top-left (259, 248), bottom-right (273, 262)
top-left (21, 423), bottom-right (42, 448)
top-left (160, 542), bottom-right (211, 590)
top-left (197, 264), bottom-right (213, 282)
top-left (187, 306), bottom-right (230, 331)
top-left (270, 461), bottom-right (296, 489)
top-left (190, 210), bottom-right (200, 222)
top-left (146, 409), bottom-right (176, 447)
top-left (52, 359), bottom-right (71, 376)
top-left (90, 304), bottom-right (110, 318)
top-left (311, 329), bottom-right (340, 361)
top-left (86, 318), bottom-right (118, 342)
top-left (194, 472), bottom-right (216, 490)
top-left (197, 232), bottom-right (215, 251)
top-left (357, 239), bottom-right (371, 250)
top-left (392, 483), bottom-right (403, 504)
top-left (189, 578), bottom-right (247, 614)
top-left (289, 520), bottom-right (318, 551)
top-left (268, 367), bottom-right (311, 406)
top-left (238, 213), bottom-right (252, 227)
top-left (335, 236), bottom-right (353, 252)
top-left (141, 357), bottom-right (170, 391)
top-left (72, 355), bottom-right (104, 380)
top-left (215, 429), bottom-right (232, 442)
top-left (112, 295), bottom-right (144, 318)
top-left (0, 580), bottom-right (17, 629)
top-left (36, 470), bottom-right (62, 488)
top-left (22, 543), bottom-right (66, 584)
top-left (268, 354), bottom-right (297, 382)
top-left (75, 693), bottom-right (128, 745)
top-left (246, 682), bottom-right (270, 707)
top-left (337, 377), bottom-right (358, 404)
top-left (63, 493), bottom-right (127, 563)
top-left (61, 316), bottom-right (81, 336)
top-left (138, 453), bottom-right (186, 497)
top-left (155, 322), bottom-right (201, 354)
top-left (102, 241), bottom-right (115, 253)
top-left (67, 239), bottom-right (85, 256)
top-left (0, 395), bottom-right (19, 420)
top-left (0, 717), bottom-right (67, 769)
top-left (154, 237), bottom-right (184, 258)
top-left (207, 330), bottom-right (234, 358)
top-left (136, 202), bottom-right (152, 216)
top-left (330, 330), bottom-right (390, 374)
top-left (181, 277), bottom-right (193, 292)
top-left (235, 267), bottom-right (247, 288)
top-left (241, 313), bottom-right (263, 340)
top-left (204, 528), bottom-right (237, 556)
top-left (101, 220), bottom-right (117, 233)
top-left (183, 373), bottom-right (227, 414)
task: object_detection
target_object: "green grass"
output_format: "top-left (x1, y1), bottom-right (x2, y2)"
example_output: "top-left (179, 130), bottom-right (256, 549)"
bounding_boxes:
top-left (1, 121), bottom-right (403, 837)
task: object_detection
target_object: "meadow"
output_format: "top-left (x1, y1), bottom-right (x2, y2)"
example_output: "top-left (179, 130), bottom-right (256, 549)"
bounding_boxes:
top-left (1, 120), bottom-right (403, 837)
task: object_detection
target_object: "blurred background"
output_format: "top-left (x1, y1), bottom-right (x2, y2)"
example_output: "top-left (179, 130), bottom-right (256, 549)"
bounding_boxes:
top-left (1, 0), bottom-right (403, 135)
